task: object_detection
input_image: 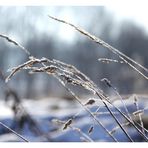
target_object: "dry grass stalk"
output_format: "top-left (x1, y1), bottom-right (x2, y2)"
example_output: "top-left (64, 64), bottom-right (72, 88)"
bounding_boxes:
top-left (47, 15), bottom-right (148, 141)
top-left (93, 111), bottom-right (120, 116)
top-left (54, 75), bottom-right (118, 142)
top-left (98, 92), bottom-right (148, 140)
top-left (48, 15), bottom-right (148, 80)
top-left (0, 70), bottom-right (29, 142)
top-left (0, 34), bottom-right (30, 56)
top-left (6, 56), bottom-right (148, 141)
top-left (1, 15), bottom-right (148, 142)
top-left (4, 53), bottom-right (147, 142)
top-left (101, 78), bottom-right (132, 121)
top-left (98, 58), bottom-right (124, 64)
top-left (134, 95), bottom-right (145, 135)
top-left (52, 119), bottom-right (94, 142)
top-left (109, 122), bottom-right (131, 135)
top-left (5, 57), bottom-right (117, 141)
top-left (1, 69), bottom-right (51, 142)
top-left (0, 121), bottom-right (29, 142)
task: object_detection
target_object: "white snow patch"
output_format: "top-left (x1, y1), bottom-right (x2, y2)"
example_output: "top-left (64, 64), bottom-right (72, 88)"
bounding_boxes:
top-left (0, 101), bottom-right (13, 119)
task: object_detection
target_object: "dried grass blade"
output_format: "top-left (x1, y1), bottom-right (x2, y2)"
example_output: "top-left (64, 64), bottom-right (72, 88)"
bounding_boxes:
top-left (48, 15), bottom-right (148, 80)
top-left (0, 121), bottom-right (29, 142)
top-left (0, 34), bottom-right (30, 56)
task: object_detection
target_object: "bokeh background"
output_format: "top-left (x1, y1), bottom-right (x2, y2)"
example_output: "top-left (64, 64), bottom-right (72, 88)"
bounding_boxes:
top-left (0, 6), bottom-right (148, 99)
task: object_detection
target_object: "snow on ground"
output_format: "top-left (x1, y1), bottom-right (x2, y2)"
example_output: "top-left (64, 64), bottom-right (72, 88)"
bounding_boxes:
top-left (0, 101), bottom-right (13, 118)
top-left (0, 95), bottom-right (148, 142)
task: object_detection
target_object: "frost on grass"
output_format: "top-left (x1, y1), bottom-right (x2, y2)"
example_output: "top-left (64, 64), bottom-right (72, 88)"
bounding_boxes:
top-left (0, 15), bottom-right (148, 142)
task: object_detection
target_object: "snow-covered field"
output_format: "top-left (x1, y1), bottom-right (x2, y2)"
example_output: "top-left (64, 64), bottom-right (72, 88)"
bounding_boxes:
top-left (0, 95), bottom-right (148, 142)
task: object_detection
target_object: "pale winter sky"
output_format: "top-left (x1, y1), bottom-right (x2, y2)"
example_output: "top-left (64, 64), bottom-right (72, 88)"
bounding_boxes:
top-left (0, 5), bottom-right (148, 44)
top-left (56, 5), bottom-right (148, 42)
top-left (106, 4), bottom-right (148, 31)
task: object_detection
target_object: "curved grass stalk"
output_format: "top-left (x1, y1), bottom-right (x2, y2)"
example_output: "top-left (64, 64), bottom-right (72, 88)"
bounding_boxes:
top-left (48, 15), bottom-right (148, 80)
top-left (0, 34), bottom-right (31, 56)
top-left (0, 121), bottom-right (29, 142)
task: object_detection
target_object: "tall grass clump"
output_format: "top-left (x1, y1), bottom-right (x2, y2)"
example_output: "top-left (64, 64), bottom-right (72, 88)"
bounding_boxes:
top-left (0, 15), bottom-right (148, 142)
